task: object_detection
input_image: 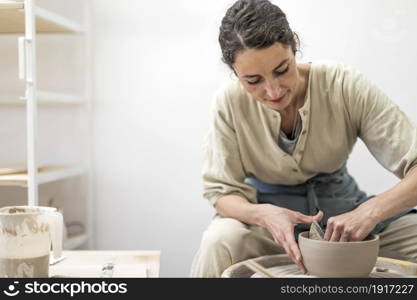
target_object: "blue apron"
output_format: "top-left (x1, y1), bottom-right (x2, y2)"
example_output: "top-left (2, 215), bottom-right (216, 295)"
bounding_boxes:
top-left (245, 164), bottom-right (415, 237)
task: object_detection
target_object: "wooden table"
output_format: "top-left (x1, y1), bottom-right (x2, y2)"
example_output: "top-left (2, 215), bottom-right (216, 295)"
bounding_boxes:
top-left (50, 251), bottom-right (160, 278)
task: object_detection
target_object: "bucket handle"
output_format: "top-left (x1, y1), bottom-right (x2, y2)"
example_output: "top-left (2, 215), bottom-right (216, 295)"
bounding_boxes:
top-left (49, 211), bottom-right (63, 259)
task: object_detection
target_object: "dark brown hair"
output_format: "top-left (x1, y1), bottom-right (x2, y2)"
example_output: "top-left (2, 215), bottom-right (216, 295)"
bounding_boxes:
top-left (219, 0), bottom-right (300, 70)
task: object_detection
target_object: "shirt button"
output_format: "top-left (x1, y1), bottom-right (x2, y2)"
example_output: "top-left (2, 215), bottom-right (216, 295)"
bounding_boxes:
top-left (302, 130), bottom-right (307, 135)
top-left (292, 168), bottom-right (298, 172)
top-left (303, 111), bottom-right (308, 116)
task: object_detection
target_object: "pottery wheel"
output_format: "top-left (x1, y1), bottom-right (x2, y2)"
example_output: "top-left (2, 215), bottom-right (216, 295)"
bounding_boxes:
top-left (250, 264), bottom-right (413, 278)
top-left (221, 254), bottom-right (417, 278)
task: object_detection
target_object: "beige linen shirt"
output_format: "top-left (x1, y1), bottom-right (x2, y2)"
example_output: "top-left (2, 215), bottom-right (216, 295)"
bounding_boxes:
top-left (202, 61), bottom-right (417, 206)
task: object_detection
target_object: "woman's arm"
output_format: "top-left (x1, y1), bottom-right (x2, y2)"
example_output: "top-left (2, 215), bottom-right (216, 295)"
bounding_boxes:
top-left (324, 167), bottom-right (417, 242)
top-left (365, 166), bottom-right (417, 221)
top-left (327, 65), bottom-right (417, 242)
top-left (215, 194), bottom-right (263, 226)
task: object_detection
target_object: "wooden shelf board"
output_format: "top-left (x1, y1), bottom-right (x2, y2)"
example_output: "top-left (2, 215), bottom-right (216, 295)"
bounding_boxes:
top-left (0, 91), bottom-right (86, 105)
top-left (0, 2), bottom-right (83, 34)
top-left (0, 165), bottom-right (85, 187)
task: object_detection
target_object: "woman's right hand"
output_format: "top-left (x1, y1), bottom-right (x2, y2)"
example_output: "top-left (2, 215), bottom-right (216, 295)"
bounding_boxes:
top-left (257, 204), bottom-right (323, 274)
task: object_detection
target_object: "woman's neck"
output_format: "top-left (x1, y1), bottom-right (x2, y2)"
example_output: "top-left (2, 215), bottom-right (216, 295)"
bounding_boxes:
top-left (279, 64), bottom-right (310, 135)
top-left (294, 63), bottom-right (310, 108)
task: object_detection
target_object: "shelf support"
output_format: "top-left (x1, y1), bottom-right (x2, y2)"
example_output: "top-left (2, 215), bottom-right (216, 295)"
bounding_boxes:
top-left (25, 0), bottom-right (38, 206)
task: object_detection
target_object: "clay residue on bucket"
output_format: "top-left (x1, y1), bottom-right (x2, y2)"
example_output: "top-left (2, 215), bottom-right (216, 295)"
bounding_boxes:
top-left (8, 208), bottom-right (27, 214)
top-left (0, 254), bottom-right (50, 278)
top-left (0, 213), bottom-right (50, 237)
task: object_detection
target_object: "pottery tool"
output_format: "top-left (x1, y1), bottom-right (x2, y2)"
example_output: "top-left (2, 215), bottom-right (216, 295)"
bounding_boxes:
top-left (244, 260), bottom-right (277, 278)
top-left (309, 220), bottom-right (325, 240)
top-left (49, 255), bottom-right (67, 265)
top-left (100, 262), bottom-right (114, 278)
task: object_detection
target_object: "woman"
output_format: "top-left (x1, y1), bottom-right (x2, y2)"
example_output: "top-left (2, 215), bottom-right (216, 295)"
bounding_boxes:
top-left (191, 0), bottom-right (417, 277)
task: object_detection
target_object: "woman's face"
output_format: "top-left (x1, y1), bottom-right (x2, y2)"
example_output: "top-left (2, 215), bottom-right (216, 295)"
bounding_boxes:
top-left (233, 42), bottom-right (302, 113)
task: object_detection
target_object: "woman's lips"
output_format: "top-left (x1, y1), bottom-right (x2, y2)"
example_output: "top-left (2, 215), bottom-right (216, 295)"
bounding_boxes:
top-left (270, 93), bottom-right (286, 103)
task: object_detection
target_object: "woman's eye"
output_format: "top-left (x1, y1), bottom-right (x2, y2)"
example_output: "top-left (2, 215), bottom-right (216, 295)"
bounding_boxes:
top-left (246, 65), bottom-right (289, 85)
top-left (247, 78), bottom-right (261, 85)
top-left (275, 65), bottom-right (289, 76)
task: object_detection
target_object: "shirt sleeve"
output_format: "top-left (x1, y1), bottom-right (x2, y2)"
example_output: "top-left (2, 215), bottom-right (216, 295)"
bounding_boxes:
top-left (202, 85), bottom-right (257, 206)
top-left (341, 65), bottom-right (417, 178)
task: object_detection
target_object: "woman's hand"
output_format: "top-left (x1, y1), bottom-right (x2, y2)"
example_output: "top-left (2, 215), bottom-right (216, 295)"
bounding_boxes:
top-left (324, 204), bottom-right (380, 242)
top-left (257, 204), bottom-right (323, 273)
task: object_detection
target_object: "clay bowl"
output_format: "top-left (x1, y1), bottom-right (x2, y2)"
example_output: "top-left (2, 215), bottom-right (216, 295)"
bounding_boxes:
top-left (298, 231), bottom-right (379, 277)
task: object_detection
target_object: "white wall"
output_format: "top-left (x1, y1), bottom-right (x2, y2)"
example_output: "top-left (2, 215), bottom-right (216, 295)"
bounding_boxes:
top-left (91, 0), bottom-right (417, 277)
top-left (91, 0), bottom-right (229, 277)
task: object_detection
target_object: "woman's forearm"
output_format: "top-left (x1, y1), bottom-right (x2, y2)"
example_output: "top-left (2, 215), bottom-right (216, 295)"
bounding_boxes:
top-left (361, 166), bottom-right (417, 222)
top-left (214, 195), bottom-right (266, 227)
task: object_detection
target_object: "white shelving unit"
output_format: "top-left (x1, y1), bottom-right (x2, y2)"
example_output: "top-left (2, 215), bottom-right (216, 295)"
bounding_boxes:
top-left (0, 0), bottom-right (93, 250)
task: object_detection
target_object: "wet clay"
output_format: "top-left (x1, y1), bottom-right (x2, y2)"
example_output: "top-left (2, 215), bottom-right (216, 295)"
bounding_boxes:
top-left (299, 231), bottom-right (379, 277)
top-left (0, 254), bottom-right (49, 278)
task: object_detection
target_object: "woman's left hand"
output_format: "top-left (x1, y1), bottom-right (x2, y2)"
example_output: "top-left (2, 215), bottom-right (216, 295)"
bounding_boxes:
top-left (324, 205), bottom-right (380, 242)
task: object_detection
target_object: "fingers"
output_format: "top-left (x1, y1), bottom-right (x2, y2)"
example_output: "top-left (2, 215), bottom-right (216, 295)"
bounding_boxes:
top-left (349, 231), bottom-right (364, 241)
top-left (313, 210), bottom-right (324, 222)
top-left (324, 218), bottom-right (333, 241)
top-left (271, 228), bottom-right (307, 274)
top-left (329, 229), bottom-right (341, 242)
top-left (294, 210), bottom-right (323, 225)
top-left (325, 217), bottom-right (352, 242)
top-left (340, 231), bottom-right (350, 242)
top-left (286, 233), bottom-right (307, 274)
top-left (282, 243), bottom-right (307, 274)
top-left (280, 236), bottom-right (307, 274)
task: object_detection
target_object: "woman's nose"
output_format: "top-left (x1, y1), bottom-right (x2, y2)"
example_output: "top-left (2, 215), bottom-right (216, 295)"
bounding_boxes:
top-left (265, 83), bottom-right (282, 100)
